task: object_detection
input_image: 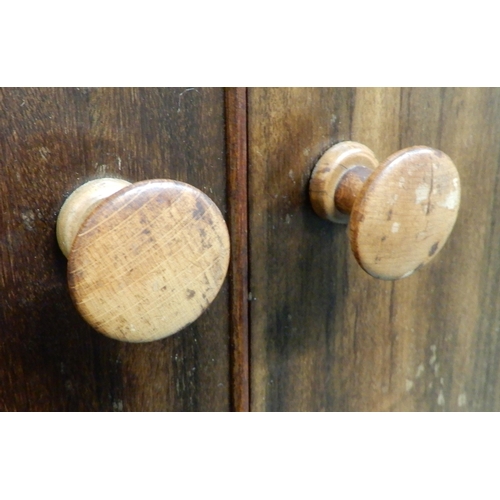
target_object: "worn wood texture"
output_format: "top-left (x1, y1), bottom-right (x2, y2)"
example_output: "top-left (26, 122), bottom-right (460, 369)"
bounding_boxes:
top-left (0, 88), bottom-right (231, 411)
top-left (350, 146), bottom-right (459, 280)
top-left (225, 88), bottom-right (250, 411)
top-left (347, 144), bottom-right (460, 280)
top-left (66, 180), bottom-right (230, 343)
top-left (248, 88), bottom-right (500, 411)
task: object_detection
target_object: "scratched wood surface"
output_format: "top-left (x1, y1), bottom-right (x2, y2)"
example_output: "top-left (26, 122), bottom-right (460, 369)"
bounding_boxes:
top-left (248, 88), bottom-right (500, 411)
top-left (0, 88), bottom-right (231, 411)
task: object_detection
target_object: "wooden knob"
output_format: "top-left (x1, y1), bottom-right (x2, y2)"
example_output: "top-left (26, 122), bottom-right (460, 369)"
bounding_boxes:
top-left (57, 178), bottom-right (230, 342)
top-left (310, 141), bottom-right (461, 280)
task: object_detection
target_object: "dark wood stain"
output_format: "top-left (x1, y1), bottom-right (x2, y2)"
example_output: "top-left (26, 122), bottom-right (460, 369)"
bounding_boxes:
top-left (0, 88), bottom-right (231, 411)
top-left (192, 198), bottom-right (206, 220)
top-left (248, 87), bottom-right (500, 411)
top-left (429, 242), bottom-right (439, 257)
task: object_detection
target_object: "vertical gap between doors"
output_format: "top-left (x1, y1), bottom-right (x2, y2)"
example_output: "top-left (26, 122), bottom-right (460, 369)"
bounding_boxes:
top-left (225, 88), bottom-right (250, 412)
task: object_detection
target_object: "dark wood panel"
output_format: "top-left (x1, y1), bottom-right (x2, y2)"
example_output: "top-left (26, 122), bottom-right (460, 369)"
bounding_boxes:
top-left (0, 87), bottom-right (231, 411)
top-left (248, 87), bottom-right (500, 411)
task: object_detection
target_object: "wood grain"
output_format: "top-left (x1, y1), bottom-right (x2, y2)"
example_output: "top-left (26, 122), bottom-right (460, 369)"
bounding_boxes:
top-left (0, 88), bottom-right (231, 411)
top-left (225, 88), bottom-right (250, 412)
top-left (248, 87), bottom-right (500, 411)
top-left (65, 179), bottom-right (230, 343)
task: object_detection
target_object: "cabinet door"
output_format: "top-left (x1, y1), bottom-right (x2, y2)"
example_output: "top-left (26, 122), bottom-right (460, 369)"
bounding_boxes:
top-left (248, 88), bottom-right (500, 411)
top-left (0, 88), bottom-right (233, 411)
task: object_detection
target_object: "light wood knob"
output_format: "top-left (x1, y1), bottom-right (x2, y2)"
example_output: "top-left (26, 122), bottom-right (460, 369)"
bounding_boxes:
top-left (57, 178), bottom-right (230, 342)
top-left (310, 141), bottom-right (461, 280)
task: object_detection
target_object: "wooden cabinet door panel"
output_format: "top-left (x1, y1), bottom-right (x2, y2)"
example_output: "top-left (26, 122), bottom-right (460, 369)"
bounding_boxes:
top-left (248, 88), bottom-right (500, 411)
top-left (0, 88), bottom-right (231, 411)
top-left (4, 87), bottom-right (500, 412)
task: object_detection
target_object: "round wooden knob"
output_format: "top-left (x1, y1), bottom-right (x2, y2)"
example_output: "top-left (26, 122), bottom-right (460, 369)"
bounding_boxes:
top-left (57, 178), bottom-right (230, 342)
top-left (310, 141), bottom-right (461, 280)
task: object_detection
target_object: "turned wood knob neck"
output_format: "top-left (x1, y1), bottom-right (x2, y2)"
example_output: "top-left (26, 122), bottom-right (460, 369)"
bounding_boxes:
top-left (309, 141), bottom-right (461, 280)
top-left (57, 178), bottom-right (230, 343)
top-left (57, 178), bottom-right (132, 257)
top-left (334, 165), bottom-right (372, 215)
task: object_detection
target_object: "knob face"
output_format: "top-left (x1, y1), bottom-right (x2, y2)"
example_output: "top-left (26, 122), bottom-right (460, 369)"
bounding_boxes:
top-left (350, 147), bottom-right (460, 280)
top-left (67, 179), bottom-right (230, 342)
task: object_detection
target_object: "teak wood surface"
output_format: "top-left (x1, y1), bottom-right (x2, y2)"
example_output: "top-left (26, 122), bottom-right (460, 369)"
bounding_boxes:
top-left (0, 88), bottom-right (232, 411)
top-left (248, 87), bottom-right (500, 411)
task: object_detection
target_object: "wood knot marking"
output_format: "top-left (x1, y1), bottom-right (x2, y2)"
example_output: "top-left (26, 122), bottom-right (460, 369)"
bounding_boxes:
top-left (428, 241), bottom-right (439, 257)
top-left (186, 289), bottom-right (196, 299)
top-left (193, 198), bottom-right (206, 220)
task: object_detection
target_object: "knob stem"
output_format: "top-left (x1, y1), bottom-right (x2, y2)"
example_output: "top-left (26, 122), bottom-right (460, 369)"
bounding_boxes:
top-left (309, 141), bottom-right (379, 223)
top-left (334, 165), bottom-right (372, 215)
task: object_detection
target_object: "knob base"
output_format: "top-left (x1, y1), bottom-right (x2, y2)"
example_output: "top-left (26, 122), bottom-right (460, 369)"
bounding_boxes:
top-left (309, 141), bottom-right (378, 223)
top-left (57, 178), bottom-right (132, 257)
